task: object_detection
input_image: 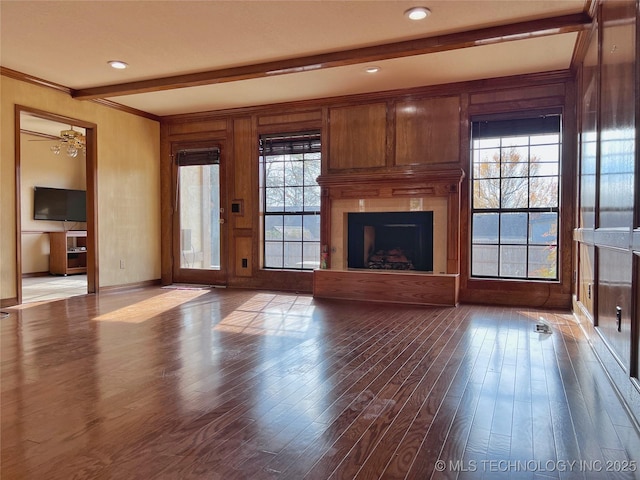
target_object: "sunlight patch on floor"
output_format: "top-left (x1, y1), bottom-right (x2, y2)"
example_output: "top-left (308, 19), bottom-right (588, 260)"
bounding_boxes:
top-left (215, 293), bottom-right (315, 337)
top-left (92, 290), bottom-right (209, 323)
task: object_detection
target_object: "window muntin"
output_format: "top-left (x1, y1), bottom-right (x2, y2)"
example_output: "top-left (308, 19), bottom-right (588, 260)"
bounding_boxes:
top-left (260, 132), bottom-right (321, 270)
top-left (471, 116), bottom-right (560, 280)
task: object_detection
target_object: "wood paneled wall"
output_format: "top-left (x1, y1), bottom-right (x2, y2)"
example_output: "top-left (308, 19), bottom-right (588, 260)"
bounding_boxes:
top-left (329, 103), bottom-right (388, 170)
top-left (395, 96), bottom-right (460, 167)
top-left (161, 69), bottom-right (576, 303)
top-left (573, 0), bottom-right (639, 422)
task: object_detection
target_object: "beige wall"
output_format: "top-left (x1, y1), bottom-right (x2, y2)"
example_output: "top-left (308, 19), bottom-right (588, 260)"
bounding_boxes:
top-left (1, 75), bottom-right (161, 302)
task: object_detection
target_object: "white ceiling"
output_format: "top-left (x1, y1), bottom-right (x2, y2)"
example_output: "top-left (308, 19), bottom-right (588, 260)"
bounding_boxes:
top-left (1, 0), bottom-right (589, 120)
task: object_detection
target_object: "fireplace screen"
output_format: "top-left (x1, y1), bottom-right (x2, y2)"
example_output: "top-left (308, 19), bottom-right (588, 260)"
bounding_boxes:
top-left (347, 211), bottom-right (434, 272)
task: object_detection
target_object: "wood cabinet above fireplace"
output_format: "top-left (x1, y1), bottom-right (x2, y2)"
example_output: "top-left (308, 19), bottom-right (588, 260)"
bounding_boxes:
top-left (327, 95), bottom-right (462, 173)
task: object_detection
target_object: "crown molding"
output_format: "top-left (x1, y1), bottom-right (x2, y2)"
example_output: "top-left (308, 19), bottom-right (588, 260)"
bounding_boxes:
top-left (1, 67), bottom-right (159, 122)
top-left (1, 66), bottom-right (71, 94)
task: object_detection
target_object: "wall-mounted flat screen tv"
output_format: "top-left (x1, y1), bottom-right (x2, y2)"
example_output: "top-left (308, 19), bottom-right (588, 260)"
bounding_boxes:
top-left (33, 186), bottom-right (86, 222)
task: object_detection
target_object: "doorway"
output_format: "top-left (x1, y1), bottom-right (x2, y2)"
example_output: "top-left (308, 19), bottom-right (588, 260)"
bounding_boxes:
top-left (16, 106), bottom-right (98, 303)
top-left (172, 140), bottom-right (227, 285)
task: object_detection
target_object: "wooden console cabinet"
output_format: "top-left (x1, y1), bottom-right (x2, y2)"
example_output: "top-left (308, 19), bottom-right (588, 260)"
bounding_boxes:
top-left (49, 231), bottom-right (87, 275)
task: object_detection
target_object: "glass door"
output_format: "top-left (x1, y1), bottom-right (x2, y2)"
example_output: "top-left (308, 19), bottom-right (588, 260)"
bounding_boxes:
top-left (172, 141), bottom-right (227, 285)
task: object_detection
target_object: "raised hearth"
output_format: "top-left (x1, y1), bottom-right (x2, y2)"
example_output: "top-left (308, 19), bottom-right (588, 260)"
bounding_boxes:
top-left (314, 269), bottom-right (459, 307)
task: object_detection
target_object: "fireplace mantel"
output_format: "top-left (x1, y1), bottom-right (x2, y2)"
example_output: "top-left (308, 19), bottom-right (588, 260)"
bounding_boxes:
top-left (314, 168), bottom-right (465, 307)
top-left (317, 168), bottom-right (465, 198)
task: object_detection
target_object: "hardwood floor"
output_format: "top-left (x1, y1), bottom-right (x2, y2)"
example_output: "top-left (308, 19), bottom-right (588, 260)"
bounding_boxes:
top-left (2, 287), bottom-right (639, 479)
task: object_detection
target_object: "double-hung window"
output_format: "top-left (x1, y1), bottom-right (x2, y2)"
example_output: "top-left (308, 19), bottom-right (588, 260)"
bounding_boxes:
top-left (260, 131), bottom-right (321, 270)
top-left (470, 115), bottom-right (561, 280)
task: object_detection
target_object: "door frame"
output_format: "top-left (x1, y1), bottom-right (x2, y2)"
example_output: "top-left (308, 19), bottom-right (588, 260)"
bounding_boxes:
top-left (171, 138), bottom-right (228, 286)
top-left (14, 105), bottom-right (98, 303)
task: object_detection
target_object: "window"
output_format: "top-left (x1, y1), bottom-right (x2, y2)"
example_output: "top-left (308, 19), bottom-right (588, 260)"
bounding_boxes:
top-left (176, 147), bottom-right (221, 270)
top-left (260, 131), bottom-right (321, 270)
top-left (470, 115), bottom-right (561, 280)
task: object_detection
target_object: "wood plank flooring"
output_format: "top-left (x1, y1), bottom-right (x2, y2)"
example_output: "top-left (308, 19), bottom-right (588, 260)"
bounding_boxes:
top-left (2, 287), bottom-right (639, 479)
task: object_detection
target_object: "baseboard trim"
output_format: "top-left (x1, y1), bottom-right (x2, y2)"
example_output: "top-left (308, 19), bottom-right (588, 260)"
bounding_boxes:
top-left (21, 271), bottom-right (51, 278)
top-left (1, 297), bottom-right (18, 308)
top-left (99, 279), bottom-right (161, 293)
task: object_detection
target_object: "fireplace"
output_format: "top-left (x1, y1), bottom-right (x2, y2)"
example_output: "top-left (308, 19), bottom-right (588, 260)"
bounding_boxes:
top-left (313, 168), bottom-right (463, 306)
top-left (347, 211), bottom-right (433, 272)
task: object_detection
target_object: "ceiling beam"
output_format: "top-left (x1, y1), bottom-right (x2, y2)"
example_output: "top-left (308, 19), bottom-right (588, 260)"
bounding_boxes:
top-left (73, 13), bottom-right (591, 101)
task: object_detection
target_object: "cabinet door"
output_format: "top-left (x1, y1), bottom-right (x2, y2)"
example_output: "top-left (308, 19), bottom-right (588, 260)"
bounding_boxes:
top-left (395, 96), bottom-right (460, 166)
top-left (597, 247), bottom-right (632, 372)
top-left (329, 103), bottom-right (387, 171)
top-left (48, 232), bottom-right (67, 274)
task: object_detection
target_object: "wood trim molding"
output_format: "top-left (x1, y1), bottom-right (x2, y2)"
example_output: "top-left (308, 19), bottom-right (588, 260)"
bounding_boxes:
top-left (15, 105), bottom-right (99, 301)
top-left (73, 14), bottom-right (591, 101)
top-left (99, 279), bottom-right (161, 292)
top-left (89, 98), bottom-right (160, 122)
top-left (570, 15), bottom-right (598, 72)
top-left (14, 106), bottom-right (22, 304)
top-left (162, 70), bottom-right (574, 122)
top-left (21, 272), bottom-right (51, 279)
top-left (1, 297), bottom-right (18, 308)
top-left (1, 66), bottom-right (71, 94)
top-left (317, 168), bottom-right (465, 191)
top-left (1, 67), bottom-right (160, 122)
top-left (636, 0), bottom-right (640, 231)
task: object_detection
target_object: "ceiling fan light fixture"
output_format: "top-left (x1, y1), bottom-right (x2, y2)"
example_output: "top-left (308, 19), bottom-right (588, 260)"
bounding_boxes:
top-left (67, 145), bottom-right (79, 158)
top-left (50, 127), bottom-right (86, 158)
top-left (405, 6), bottom-right (431, 20)
top-left (108, 60), bottom-right (128, 70)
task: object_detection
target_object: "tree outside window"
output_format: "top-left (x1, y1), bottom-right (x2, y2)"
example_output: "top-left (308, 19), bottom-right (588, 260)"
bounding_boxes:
top-left (261, 132), bottom-right (321, 270)
top-left (471, 117), bottom-right (560, 280)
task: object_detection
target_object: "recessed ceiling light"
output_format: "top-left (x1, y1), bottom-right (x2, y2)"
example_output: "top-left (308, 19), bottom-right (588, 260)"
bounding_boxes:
top-left (365, 66), bottom-right (381, 74)
top-left (108, 60), bottom-right (128, 70)
top-left (405, 7), bottom-right (431, 20)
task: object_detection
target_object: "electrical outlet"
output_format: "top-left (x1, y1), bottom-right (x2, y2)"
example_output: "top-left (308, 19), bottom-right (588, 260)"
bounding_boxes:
top-left (120, 259), bottom-right (125, 269)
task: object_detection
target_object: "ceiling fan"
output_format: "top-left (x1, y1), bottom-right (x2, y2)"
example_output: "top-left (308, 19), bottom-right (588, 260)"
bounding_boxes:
top-left (26, 126), bottom-right (86, 158)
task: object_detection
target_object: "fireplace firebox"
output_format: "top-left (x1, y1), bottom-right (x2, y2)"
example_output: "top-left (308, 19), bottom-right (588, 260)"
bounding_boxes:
top-left (347, 211), bottom-right (433, 272)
